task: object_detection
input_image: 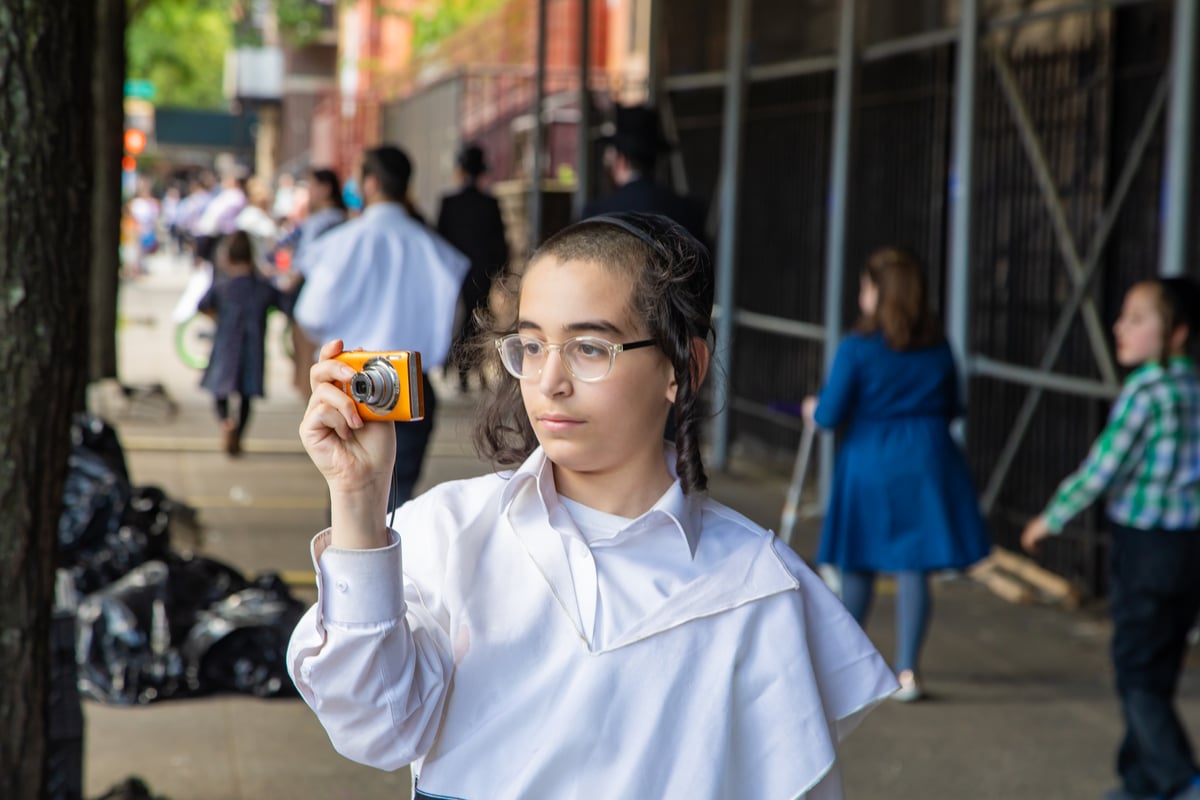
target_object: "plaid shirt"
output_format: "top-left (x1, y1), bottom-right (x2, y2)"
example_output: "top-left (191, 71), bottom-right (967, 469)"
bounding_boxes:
top-left (1044, 357), bottom-right (1200, 533)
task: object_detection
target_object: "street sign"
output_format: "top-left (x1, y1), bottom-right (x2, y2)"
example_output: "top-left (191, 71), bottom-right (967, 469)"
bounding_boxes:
top-left (124, 79), bottom-right (156, 102)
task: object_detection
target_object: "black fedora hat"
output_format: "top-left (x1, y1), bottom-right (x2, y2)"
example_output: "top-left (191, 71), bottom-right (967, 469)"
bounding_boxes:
top-left (457, 143), bottom-right (488, 177)
top-left (599, 104), bottom-right (670, 163)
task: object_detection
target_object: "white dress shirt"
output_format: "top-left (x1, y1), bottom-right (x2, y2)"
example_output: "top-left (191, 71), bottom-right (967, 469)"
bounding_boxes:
top-left (288, 446), bottom-right (897, 799)
top-left (293, 202), bottom-right (470, 368)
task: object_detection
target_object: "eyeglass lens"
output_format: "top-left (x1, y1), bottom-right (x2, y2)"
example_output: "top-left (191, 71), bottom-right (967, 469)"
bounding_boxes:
top-left (501, 336), bottom-right (614, 381)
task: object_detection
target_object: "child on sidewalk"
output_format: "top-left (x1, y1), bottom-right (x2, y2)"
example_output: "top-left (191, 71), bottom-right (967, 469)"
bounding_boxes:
top-left (802, 246), bottom-right (991, 703)
top-left (197, 231), bottom-right (287, 456)
top-left (287, 212), bottom-right (897, 798)
top-left (1023, 277), bottom-right (1200, 800)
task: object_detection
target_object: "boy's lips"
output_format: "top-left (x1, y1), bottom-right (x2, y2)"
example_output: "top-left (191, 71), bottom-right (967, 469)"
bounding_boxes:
top-left (537, 413), bottom-right (584, 430)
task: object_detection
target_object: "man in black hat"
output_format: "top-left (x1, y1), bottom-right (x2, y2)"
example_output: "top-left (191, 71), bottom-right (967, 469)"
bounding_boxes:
top-left (437, 142), bottom-right (509, 391)
top-left (581, 104), bottom-right (707, 246)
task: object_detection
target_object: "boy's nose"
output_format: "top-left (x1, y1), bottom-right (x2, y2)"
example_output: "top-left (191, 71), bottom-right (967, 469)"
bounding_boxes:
top-left (537, 350), bottom-right (573, 395)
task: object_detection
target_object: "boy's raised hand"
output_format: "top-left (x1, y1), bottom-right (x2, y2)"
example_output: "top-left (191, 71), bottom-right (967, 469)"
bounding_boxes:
top-left (1020, 515), bottom-right (1051, 556)
top-left (300, 340), bottom-right (397, 510)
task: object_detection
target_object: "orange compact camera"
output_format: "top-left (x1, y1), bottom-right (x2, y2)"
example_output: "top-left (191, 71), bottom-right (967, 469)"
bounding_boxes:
top-left (334, 351), bottom-right (425, 422)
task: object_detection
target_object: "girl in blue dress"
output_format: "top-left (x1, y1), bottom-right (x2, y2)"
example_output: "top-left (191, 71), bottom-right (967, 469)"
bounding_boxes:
top-left (803, 246), bottom-right (990, 701)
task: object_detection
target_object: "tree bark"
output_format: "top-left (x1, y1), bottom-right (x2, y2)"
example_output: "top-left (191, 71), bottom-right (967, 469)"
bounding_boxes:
top-left (0, 2), bottom-right (95, 797)
top-left (90, 0), bottom-right (126, 381)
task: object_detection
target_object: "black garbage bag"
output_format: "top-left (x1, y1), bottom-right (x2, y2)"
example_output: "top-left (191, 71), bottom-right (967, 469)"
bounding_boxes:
top-left (59, 446), bottom-right (131, 560)
top-left (77, 554), bottom-right (303, 703)
top-left (75, 560), bottom-right (185, 705)
top-left (72, 413), bottom-right (129, 483)
top-left (62, 479), bottom-right (187, 599)
top-left (90, 776), bottom-right (170, 800)
top-left (45, 610), bottom-right (84, 800)
top-left (68, 522), bottom-right (169, 598)
top-left (181, 575), bottom-right (305, 698)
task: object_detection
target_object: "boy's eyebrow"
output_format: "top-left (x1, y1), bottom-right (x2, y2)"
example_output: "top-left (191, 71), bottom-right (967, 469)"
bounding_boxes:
top-left (516, 319), bottom-right (626, 337)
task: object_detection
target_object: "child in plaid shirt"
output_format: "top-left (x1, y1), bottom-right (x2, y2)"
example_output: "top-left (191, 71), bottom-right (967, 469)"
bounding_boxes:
top-left (1023, 277), bottom-right (1200, 800)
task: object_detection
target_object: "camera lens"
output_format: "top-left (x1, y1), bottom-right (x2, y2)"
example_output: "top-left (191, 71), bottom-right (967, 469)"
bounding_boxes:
top-left (350, 373), bottom-right (377, 403)
top-left (348, 359), bottom-right (399, 411)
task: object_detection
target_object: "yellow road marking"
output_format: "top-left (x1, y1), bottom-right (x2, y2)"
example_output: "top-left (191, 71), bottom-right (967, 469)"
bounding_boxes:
top-left (122, 436), bottom-right (306, 454)
top-left (186, 495), bottom-right (328, 510)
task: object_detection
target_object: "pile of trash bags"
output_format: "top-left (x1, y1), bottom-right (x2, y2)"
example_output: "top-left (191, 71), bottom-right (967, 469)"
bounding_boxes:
top-left (57, 414), bottom-right (304, 705)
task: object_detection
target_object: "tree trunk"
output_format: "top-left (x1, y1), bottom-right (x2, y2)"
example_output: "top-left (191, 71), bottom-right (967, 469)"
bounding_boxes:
top-left (0, 2), bottom-right (95, 797)
top-left (90, 0), bottom-right (126, 382)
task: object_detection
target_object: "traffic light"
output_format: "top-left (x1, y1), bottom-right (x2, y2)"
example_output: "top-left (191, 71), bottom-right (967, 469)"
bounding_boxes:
top-left (122, 155), bottom-right (137, 172)
top-left (123, 128), bottom-right (146, 155)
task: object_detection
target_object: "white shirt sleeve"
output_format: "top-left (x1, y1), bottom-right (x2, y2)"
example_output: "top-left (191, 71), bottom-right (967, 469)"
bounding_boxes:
top-left (287, 529), bottom-right (455, 771)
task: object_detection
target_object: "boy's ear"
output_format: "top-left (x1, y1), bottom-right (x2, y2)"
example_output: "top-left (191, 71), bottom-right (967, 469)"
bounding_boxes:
top-left (1171, 323), bottom-right (1190, 355)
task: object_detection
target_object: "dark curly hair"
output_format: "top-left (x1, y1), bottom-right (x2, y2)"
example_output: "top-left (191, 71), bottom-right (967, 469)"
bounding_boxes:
top-left (465, 212), bottom-right (715, 494)
top-left (1142, 276), bottom-right (1200, 366)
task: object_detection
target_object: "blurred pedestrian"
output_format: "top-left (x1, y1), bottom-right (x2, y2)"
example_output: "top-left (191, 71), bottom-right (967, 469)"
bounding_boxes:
top-left (279, 167), bottom-right (348, 399)
top-left (803, 246), bottom-right (991, 703)
top-left (1023, 277), bottom-right (1200, 800)
top-left (161, 183), bottom-right (182, 254)
top-left (272, 173), bottom-right (297, 225)
top-left (437, 142), bottom-right (509, 392)
top-left (582, 104), bottom-right (707, 247)
top-left (194, 171), bottom-right (247, 266)
top-left (293, 145), bottom-right (469, 508)
top-left (176, 176), bottom-right (214, 260)
top-left (197, 231), bottom-right (289, 457)
top-left (235, 177), bottom-right (279, 275)
top-left (128, 179), bottom-right (160, 275)
top-left (288, 211), bottom-right (896, 798)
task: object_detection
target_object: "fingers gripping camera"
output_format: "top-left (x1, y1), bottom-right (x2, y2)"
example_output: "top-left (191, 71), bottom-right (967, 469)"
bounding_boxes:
top-left (334, 351), bottom-right (425, 422)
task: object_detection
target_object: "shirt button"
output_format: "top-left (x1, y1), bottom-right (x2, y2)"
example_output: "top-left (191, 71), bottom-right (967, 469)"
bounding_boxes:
top-left (335, 580), bottom-right (349, 593)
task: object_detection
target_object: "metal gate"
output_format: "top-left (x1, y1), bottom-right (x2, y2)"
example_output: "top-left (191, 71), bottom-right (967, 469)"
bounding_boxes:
top-left (658, 0), bottom-right (1191, 596)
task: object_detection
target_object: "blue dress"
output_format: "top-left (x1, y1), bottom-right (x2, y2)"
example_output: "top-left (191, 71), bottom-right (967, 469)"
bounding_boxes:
top-left (814, 333), bottom-right (990, 572)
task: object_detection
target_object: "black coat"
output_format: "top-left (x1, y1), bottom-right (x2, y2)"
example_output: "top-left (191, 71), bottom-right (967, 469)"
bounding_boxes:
top-left (436, 185), bottom-right (509, 308)
top-left (581, 177), bottom-right (708, 249)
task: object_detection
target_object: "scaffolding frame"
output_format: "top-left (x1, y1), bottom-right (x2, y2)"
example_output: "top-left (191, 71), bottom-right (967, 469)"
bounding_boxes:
top-left (523, 0), bottom-right (1196, 585)
top-left (641, 0), bottom-right (1194, 519)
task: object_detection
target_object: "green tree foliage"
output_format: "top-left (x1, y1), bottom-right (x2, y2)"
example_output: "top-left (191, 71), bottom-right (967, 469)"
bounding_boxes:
top-left (126, 0), bottom-right (231, 109)
top-left (404, 0), bottom-right (508, 52)
top-left (274, 0), bottom-right (329, 46)
top-left (126, 0), bottom-right (336, 109)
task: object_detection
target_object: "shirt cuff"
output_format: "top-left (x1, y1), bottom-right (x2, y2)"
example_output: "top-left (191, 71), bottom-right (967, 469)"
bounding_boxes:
top-left (311, 528), bottom-right (404, 625)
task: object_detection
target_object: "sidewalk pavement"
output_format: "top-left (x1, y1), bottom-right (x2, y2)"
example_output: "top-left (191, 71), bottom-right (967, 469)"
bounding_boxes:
top-left (81, 252), bottom-right (1199, 800)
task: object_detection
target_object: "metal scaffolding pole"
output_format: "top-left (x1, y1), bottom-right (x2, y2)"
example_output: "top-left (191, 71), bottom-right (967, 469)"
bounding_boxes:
top-left (946, 0), bottom-right (978, 427)
top-left (574, 0), bottom-right (592, 221)
top-left (1160, 0), bottom-right (1198, 278)
top-left (530, 0), bottom-right (548, 248)
top-left (980, 75), bottom-right (1168, 511)
top-left (817, 0), bottom-right (859, 504)
top-left (709, 0), bottom-right (751, 471)
top-left (990, 49), bottom-right (1119, 385)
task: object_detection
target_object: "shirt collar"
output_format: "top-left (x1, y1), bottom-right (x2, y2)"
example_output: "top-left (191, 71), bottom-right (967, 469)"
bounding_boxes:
top-left (1169, 355), bottom-right (1196, 371)
top-left (499, 445), bottom-right (704, 558)
top-left (362, 201), bottom-right (409, 222)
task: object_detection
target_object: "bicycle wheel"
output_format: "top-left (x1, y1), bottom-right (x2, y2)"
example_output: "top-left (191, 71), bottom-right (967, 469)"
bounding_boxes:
top-left (175, 313), bottom-right (215, 370)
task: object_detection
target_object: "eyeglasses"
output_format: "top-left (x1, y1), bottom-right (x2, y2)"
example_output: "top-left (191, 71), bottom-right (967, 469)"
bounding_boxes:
top-left (495, 333), bottom-right (657, 382)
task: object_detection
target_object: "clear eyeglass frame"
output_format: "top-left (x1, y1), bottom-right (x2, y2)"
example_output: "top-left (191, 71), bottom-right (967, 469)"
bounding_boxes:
top-left (495, 333), bottom-right (657, 382)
